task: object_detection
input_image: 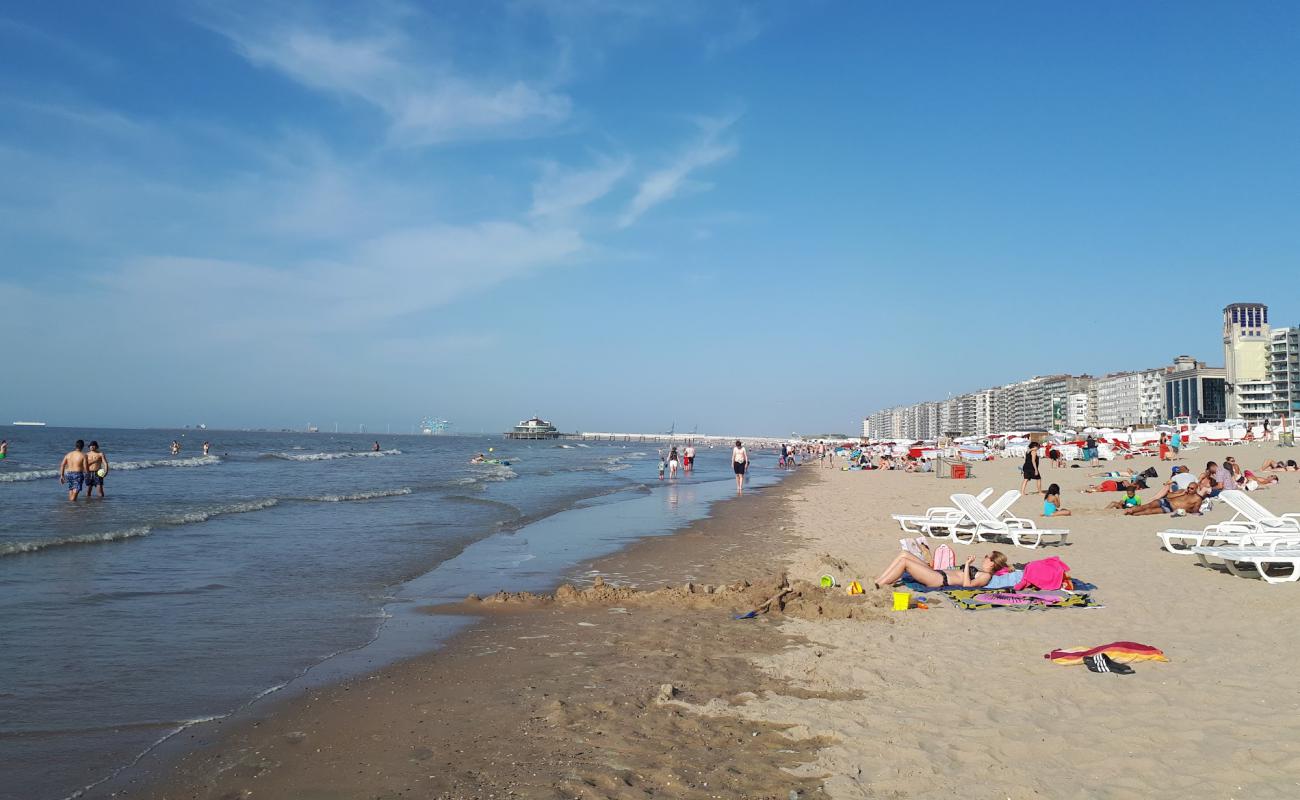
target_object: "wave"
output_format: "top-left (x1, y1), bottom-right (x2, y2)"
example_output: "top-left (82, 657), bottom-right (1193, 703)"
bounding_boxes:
top-left (265, 449), bottom-right (401, 462)
top-left (0, 455), bottom-right (220, 483)
top-left (304, 487), bottom-right (412, 502)
top-left (0, 526), bottom-right (153, 557)
top-left (161, 498), bottom-right (279, 525)
top-left (1, 498), bottom-right (279, 558)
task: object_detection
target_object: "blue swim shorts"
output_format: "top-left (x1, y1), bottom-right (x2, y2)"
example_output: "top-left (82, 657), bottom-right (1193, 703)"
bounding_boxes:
top-left (65, 471), bottom-right (85, 491)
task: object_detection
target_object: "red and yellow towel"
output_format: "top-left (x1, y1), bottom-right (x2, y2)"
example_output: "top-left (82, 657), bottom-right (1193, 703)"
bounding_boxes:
top-left (1044, 642), bottom-right (1168, 665)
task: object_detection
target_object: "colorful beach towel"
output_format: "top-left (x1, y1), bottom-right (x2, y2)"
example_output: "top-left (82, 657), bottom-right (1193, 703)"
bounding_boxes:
top-left (942, 590), bottom-right (1098, 611)
top-left (1044, 642), bottom-right (1168, 665)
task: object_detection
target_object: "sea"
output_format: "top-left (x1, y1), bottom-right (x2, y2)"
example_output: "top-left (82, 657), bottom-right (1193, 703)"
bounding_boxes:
top-left (0, 427), bottom-right (784, 800)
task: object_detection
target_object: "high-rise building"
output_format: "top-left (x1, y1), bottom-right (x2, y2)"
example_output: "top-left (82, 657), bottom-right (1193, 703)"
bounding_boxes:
top-left (1164, 355), bottom-right (1227, 422)
top-left (1223, 303), bottom-right (1272, 421)
top-left (1268, 326), bottom-right (1300, 421)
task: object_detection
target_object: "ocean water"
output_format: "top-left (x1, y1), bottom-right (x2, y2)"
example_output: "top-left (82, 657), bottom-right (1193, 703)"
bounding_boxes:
top-left (0, 427), bottom-right (782, 800)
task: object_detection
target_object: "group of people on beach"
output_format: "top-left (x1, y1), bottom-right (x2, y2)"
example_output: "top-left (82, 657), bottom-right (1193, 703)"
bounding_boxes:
top-left (658, 444), bottom-right (698, 480)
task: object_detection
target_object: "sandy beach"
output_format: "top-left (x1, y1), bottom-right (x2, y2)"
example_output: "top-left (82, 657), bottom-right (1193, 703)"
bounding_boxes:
top-left (121, 446), bottom-right (1300, 799)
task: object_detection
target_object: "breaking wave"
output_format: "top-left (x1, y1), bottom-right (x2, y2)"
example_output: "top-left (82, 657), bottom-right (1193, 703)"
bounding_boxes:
top-left (265, 449), bottom-right (402, 462)
top-left (305, 487), bottom-right (412, 502)
top-left (0, 526), bottom-right (154, 557)
top-left (0, 455), bottom-right (220, 484)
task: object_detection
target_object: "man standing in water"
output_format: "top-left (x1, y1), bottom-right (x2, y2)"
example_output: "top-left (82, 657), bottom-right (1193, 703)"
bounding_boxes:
top-left (59, 439), bottom-right (89, 502)
top-left (85, 441), bottom-right (109, 498)
top-left (732, 440), bottom-right (748, 494)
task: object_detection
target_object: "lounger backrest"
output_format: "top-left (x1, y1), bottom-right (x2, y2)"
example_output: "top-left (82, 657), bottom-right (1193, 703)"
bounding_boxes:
top-left (975, 487), bottom-right (994, 503)
top-left (987, 490), bottom-right (1021, 517)
top-left (1220, 490), bottom-right (1279, 524)
top-left (951, 493), bottom-right (999, 524)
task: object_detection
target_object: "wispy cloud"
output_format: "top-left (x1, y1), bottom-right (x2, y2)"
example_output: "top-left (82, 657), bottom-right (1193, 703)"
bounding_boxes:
top-left (0, 17), bottom-right (116, 72)
top-left (529, 154), bottom-right (631, 220)
top-left (618, 113), bottom-right (739, 228)
top-left (205, 13), bottom-right (571, 146)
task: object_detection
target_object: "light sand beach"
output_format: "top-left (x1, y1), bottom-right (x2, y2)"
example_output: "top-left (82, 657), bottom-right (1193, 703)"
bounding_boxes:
top-left (124, 446), bottom-right (1300, 799)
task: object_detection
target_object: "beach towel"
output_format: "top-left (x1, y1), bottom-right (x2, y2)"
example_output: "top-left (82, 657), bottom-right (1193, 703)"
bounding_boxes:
top-left (1015, 556), bottom-right (1070, 591)
top-left (942, 590), bottom-right (1097, 611)
top-left (1044, 642), bottom-right (1168, 665)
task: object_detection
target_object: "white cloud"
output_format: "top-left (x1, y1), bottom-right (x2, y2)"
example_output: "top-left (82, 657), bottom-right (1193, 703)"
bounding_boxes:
top-left (206, 15), bottom-right (571, 146)
top-left (529, 154), bottom-right (631, 219)
top-left (618, 113), bottom-right (739, 228)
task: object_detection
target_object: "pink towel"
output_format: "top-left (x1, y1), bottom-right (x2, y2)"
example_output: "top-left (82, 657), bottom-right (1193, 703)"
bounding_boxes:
top-left (1014, 556), bottom-right (1070, 591)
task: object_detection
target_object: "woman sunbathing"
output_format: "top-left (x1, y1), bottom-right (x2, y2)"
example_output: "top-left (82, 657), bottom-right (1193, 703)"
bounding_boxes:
top-left (1261, 459), bottom-right (1298, 471)
top-left (872, 551), bottom-right (1011, 590)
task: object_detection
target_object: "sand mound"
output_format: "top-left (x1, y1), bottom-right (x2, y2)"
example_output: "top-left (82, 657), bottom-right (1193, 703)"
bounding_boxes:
top-left (463, 573), bottom-right (893, 622)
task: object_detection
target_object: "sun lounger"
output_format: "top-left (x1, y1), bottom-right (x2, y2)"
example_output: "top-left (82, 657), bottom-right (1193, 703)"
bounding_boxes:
top-left (893, 489), bottom-right (1021, 543)
top-left (948, 493), bottom-right (1069, 549)
top-left (891, 487), bottom-right (994, 533)
top-left (1158, 491), bottom-right (1300, 554)
top-left (1191, 540), bottom-right (1300, 584)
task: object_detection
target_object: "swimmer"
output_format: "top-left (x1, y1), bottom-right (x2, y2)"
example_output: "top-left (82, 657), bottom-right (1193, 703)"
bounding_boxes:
top-left (372, 441), bottom-right (381, 452)
top-left (85, 441), bottom-right (109, 498)
top-left (202, 441), bottom-right (211, 456)
top-left (469, 453), bottom-right (486, 464)
top-left (170, 440), bottom-right (181, 456)
top-left (0, 439), bottom-right (7, 459)
top-left (59, 439), bottom-right (89, 502)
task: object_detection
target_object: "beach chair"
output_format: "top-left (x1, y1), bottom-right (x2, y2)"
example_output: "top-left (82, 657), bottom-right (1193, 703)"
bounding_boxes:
top-left (1191, 538), bottom-right (1300, 584)
top-left (1157, 491), bottom-right (1300, 554)
top-left (948, 493), bottom-right (1069, 549)
top-left (891, 487), bottom-right (994, 533)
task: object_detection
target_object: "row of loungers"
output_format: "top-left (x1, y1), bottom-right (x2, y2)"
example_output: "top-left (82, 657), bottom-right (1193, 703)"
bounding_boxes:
top-left (1158, 490), bottom-right (1300, 584)
top-left (892, 489), bottom-right (1070, 549)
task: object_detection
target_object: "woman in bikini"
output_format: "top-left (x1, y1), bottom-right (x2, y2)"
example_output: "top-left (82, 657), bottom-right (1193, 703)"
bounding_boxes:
top-left (872, 551), bottom-right (1011, 590)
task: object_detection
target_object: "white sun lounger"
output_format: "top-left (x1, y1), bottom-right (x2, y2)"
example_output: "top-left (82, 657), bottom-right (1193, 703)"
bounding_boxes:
top-left (891, 487), bottom-right (994, 533)
top-left (1159, 491), bottom-right (1300, 553)
top-left (948, 493), bottom-right (1069, 549)
top-left (1191, 539), bottom-right (1300, 584)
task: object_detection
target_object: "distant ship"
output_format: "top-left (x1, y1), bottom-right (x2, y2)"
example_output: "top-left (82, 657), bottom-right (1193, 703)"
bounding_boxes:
top-left (306, 424), bottom-right (320, 433)
top-left (12, 421), bottom-right (46, 426)
top-left (506, 416), bottom-right (560, 439)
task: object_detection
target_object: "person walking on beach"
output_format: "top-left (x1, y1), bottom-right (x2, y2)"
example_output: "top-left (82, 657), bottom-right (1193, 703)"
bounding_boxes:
top-left (59, 440), bottom-right (89, 502)
top-left (85, 441), bottom-right (109, 498)
top-left (668, 446), bottom-right (680, 479)
top-left (684, 443), bottom-right (695, 472)
top-left (1021, 442), bottom-right (1043, 495)
top-left (1084, 433), bottom-right (1097, 464)
top-left (732, 440), bottom-right (748, 494)
top-left (1170, 428), bottom-right (1182, 458)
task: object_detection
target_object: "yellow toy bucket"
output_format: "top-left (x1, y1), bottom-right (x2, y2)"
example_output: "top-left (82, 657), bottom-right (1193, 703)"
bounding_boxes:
top-left (892, 591), bottom-right (910, 611)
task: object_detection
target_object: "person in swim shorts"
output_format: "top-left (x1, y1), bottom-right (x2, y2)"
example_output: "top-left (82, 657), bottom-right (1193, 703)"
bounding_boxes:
top-left (59, 439), bottom-right (89, 502)
top-left (0, 439), bottom-right (7, 459)
top-left (85, 441), bottom-right (109, 498)
top-left (731, 440), bottom-right (748, 494)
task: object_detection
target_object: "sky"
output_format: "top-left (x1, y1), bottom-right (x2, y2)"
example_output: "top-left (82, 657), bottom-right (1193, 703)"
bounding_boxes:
top-left (2, 1), bottom-right (1298, 436)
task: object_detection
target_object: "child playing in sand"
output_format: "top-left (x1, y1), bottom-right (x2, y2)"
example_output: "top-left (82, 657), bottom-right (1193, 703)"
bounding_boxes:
top-left (1043, 484), bottom-right (1072, 517)
top-left (1106, 486), bottom-right (1142, 510)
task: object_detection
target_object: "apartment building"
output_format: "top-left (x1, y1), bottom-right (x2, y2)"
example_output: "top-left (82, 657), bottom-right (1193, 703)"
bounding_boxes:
top-left (1269, 325), bottom-right (1300, 419)
top-left (1223, 303), bottom-right (1272, 421)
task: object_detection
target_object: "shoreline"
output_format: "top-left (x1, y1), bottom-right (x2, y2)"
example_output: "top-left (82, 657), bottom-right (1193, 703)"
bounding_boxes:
top-left (112, 468), bottom-right (827, 799)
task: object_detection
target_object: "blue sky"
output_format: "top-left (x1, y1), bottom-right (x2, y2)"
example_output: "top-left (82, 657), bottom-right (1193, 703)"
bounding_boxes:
top-left (2, 1), bottom-right (1297, 436)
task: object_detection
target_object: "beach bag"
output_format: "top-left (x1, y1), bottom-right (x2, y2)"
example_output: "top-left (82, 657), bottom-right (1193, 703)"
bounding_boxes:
top-left (931, 544), bottom-right (956, 571)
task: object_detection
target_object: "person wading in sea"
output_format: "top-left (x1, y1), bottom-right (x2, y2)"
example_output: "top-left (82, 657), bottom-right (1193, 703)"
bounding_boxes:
top-left (732, 440), bottom-right (748, 494)
top-left (85, 441), bottom-right (109, 499)
top-left (59, 440), bottom-right (89, 502)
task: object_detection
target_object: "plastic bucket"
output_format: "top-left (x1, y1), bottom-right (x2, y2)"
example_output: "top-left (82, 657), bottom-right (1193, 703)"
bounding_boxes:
top-left (892, 591), bottom-right (910, 611)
